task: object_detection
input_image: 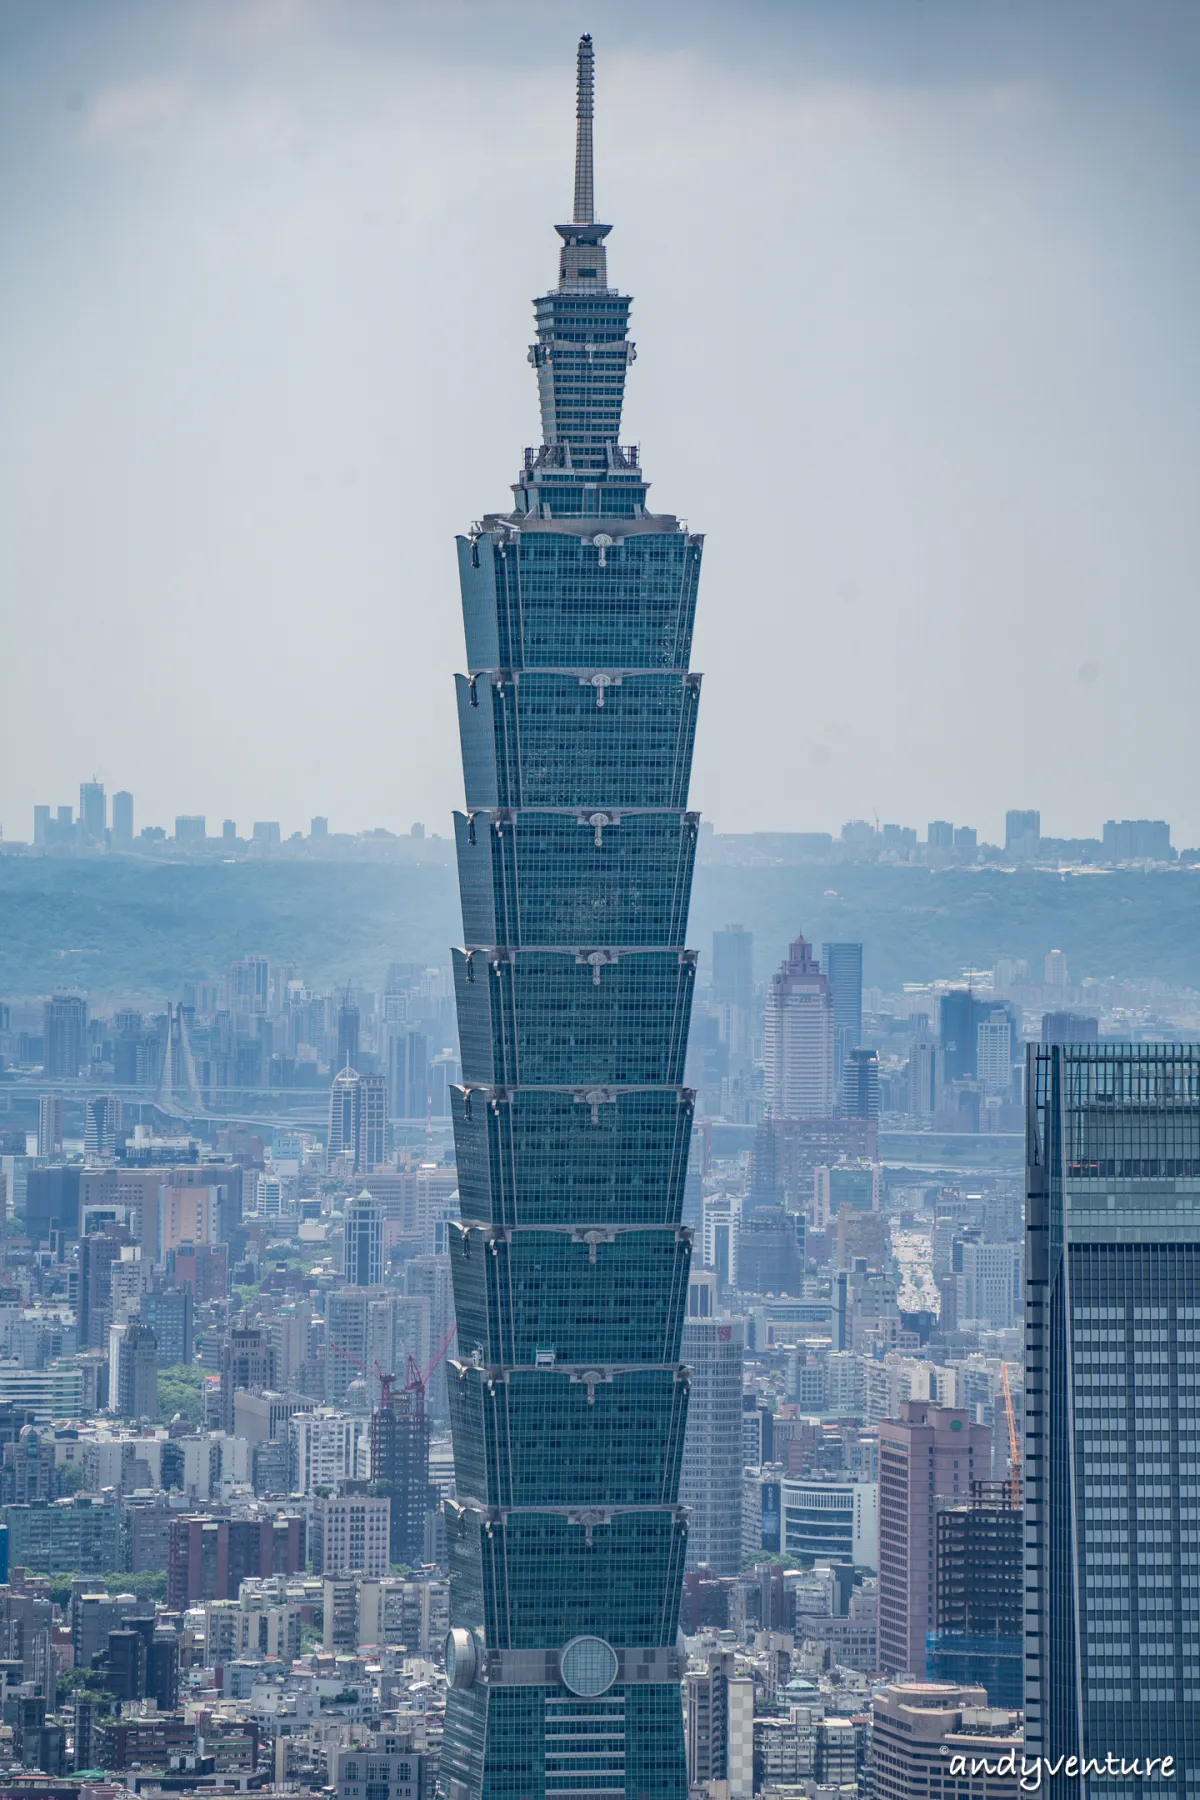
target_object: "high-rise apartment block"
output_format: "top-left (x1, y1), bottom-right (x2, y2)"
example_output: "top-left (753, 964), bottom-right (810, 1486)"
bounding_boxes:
top-left (441, 38), bottom-right (695, 1799)
top-left (1102, 817), bottom-right (1172, 861)
top-left (685, 1650), bottom-right (754, 1799)
top-left (878, 1401), bottom-right (991, 1677)
top-left (36, 1095), bottom-right (63, 1159)
top-left (765, 935), bottom-right (836, 1117)
top-left (43, 995), bottom-right (86, 1077)
top-left (1026, 1044), bottom-right (1200, 1786)
top-left (1004, 807), bottom-right (1040, 860)
top-left (111, 791), bottom-right (134, 846)
top-left (310, 1494), bottom-right (391, 1579)
top-left (79, 781), bottom-right (106, 843)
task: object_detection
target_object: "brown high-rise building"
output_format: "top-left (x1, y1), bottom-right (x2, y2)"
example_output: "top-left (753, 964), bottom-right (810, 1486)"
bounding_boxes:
top-left (166, 1513), bottom-right (305, 1609)
top-left (877, 1402), bottom-right (991, 1677)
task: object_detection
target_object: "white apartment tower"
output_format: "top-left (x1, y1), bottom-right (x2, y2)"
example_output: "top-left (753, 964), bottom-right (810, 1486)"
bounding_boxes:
top-left (764, 934), bottom-right (836, 1118)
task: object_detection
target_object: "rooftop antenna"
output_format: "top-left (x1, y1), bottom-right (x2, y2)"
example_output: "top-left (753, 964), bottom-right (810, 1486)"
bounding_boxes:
top-left (573, 33), bottom-right (595, 226)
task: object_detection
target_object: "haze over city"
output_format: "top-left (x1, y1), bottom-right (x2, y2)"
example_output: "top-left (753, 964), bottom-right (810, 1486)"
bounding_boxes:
top-left (3, 0), bottom-right (1198, 839)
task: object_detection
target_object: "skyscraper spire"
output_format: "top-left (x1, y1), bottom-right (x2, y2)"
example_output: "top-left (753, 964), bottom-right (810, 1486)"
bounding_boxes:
top-left (573, 33), bottom-right (595, 225)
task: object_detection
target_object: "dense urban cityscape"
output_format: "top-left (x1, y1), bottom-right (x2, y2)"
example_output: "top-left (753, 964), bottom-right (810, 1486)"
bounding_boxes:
top-left (2, 15), bottom-right (1196, 1800)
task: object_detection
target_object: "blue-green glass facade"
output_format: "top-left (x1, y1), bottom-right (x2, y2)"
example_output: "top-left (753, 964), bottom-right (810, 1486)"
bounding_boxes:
top-left (441, 35), bottom-right (696, 1800)
top-left (1026, 1045), bottom-right (1200, 1799)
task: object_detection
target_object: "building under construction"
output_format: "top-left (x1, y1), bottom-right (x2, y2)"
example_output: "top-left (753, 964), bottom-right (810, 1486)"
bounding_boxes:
top-left (926, 1480), bottom-right (1022, 1707)
top-left (369, 1360), bottom-right (433, 1568)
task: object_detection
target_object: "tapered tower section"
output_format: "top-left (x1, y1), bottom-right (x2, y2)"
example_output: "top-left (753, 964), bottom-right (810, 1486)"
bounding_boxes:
top-left (440, 36), bottom-right (699, 1800)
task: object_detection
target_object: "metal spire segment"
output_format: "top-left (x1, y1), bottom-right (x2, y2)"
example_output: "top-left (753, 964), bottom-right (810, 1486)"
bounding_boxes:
top-left (573, 33), bottom-right (595, 225)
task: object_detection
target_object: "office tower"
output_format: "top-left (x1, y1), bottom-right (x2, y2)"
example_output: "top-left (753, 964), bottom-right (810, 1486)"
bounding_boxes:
top-left (79, 781), bottom-right (106, 843)
top-left (345, 1190), bottom-right (384, 1286)
top-left (822, 940), bottom-right (864, 1077)
top-left (976, 1010), bottom-right (1013, 1094)
top-left (310, 815), bottom-right (329, 840)
top-left (1004, 807), bottom-right (1040, 860)
top-left (908, 1039), bottom-right (942, 1119)
top-left (1026, 1044), bottom-right (1200, 1784)
top-left (111, 791), bottom-right (133, 846)
top-left (227, 955), bottom-right (270, 1015)
top-left (926, 1482), bottom-right (1022, 1707)
top-left (33, 805), bottom-right (50, 847)
top-left (842, 1047), bottom-right (880, 1119)
top-left (43, 995), bottom-right (86, 1077)
top-left (140, 1286), bottom-right (193, 1368)
top-left (736, 1209), bottom-right (804, 1294)
top-left (109, 1320), bottom-right (158, 1420)
top-left (950, 1241), bottom-right (1022, 1330)
top-left (329, 1068), bottom-right (388, 1173)
top-left (927, 820), bottom-right (954, 850)
top-left (337, 993), bottom-right (360, 1070)
top-left (389, 1028), bottom-right (429, 1119)
top-left (252, 820), bottom-right (281, 848)
top-left (869, 1683), bottom-right (1022, 1800)
top-left (955, 825), bottom-right (977, 853)
top-left (441, 38), bottom-right (695, 1800)
top-left (358, 1072), bottom-right (389, 1171)
top-left (222, 819), bottom-right (237, 844)
top-left (877, 1401), bottom-right (991, 1676)
top-left (1041, 1010), bottom-right (1098, 1046)
top-left (328, 1065), bottom-right (361, 1164)
top-left (680, 1271), bottom-right (744, 1574)
top-left (939, 990), bottom-right (1017, 1087)
top-left (712, 924), bottom-right (753, 1011)
top-left (765, 935), bottom-right (836, 1117)
top-left (174, 814), bottom-right (205, 843)
top-left (219, 1326), bottom-right (273, 1433)
top-left (36, 1096), bottom-right (63, 1159)
top-left (685, 1650), bottom-right (754, 1799)
top-left (371, 1372), bottom-right (433, 1567)
top-left (1103, 818), bottom-right (1173, 861)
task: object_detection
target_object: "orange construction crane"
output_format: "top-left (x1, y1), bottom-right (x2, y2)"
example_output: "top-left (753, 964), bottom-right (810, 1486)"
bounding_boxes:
top-left (1001, 1362), bottom-right (1021, 1506)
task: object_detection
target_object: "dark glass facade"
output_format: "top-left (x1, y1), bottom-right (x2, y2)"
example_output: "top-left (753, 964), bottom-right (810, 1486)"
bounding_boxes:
top-left (440, 36), bottom-right (695, 1800)
top-left (1026, 1044), bottom-right (1200, 1798)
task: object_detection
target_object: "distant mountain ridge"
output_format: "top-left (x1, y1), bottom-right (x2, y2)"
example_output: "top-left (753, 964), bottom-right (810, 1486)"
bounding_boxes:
top-left (0, 856), bottom-right (1196, 998)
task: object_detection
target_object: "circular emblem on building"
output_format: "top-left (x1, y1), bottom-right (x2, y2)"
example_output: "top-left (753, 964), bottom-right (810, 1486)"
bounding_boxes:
top-left (559, 1635), bottom-right (619, 1696)
top-left (592, 533), bottom-right (614, 548)
top-left (444, 1628), bottom-right (478, 1689)
top-left (950, 1417), bottom-right (963, 1430)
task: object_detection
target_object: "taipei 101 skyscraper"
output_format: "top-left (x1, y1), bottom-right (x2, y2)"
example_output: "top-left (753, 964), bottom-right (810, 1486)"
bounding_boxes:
top-left (440, 35), bottom-right (700, 1800)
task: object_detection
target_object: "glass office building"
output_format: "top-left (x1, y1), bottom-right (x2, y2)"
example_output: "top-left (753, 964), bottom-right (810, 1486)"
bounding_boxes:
top-left (440, 36), bottom-right (697, 1800)
top-left (1026, 1044), bottom-right (1200, 1798)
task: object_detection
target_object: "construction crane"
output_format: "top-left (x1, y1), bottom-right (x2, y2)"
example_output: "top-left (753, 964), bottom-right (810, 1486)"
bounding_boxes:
top-left (1001, 1361), bottom-right (1021, 1506)
top-left (405, 1325), bottom-right (458, 1393)
top-left (367, 1325), bottom-right (459, 1414)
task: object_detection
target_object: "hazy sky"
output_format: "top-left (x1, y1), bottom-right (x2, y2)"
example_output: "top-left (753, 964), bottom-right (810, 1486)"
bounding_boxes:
top-left (2, 0), bottom-right (1198, 845)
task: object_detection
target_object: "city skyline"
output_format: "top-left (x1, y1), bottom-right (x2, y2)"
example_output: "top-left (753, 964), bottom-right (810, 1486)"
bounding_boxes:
top-left (3, 4), bottom-right (1199, 838)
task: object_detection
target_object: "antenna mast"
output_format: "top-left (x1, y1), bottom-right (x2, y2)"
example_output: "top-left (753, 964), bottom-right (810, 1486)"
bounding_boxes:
top-left (573, 34), bottom-right (595, 226)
